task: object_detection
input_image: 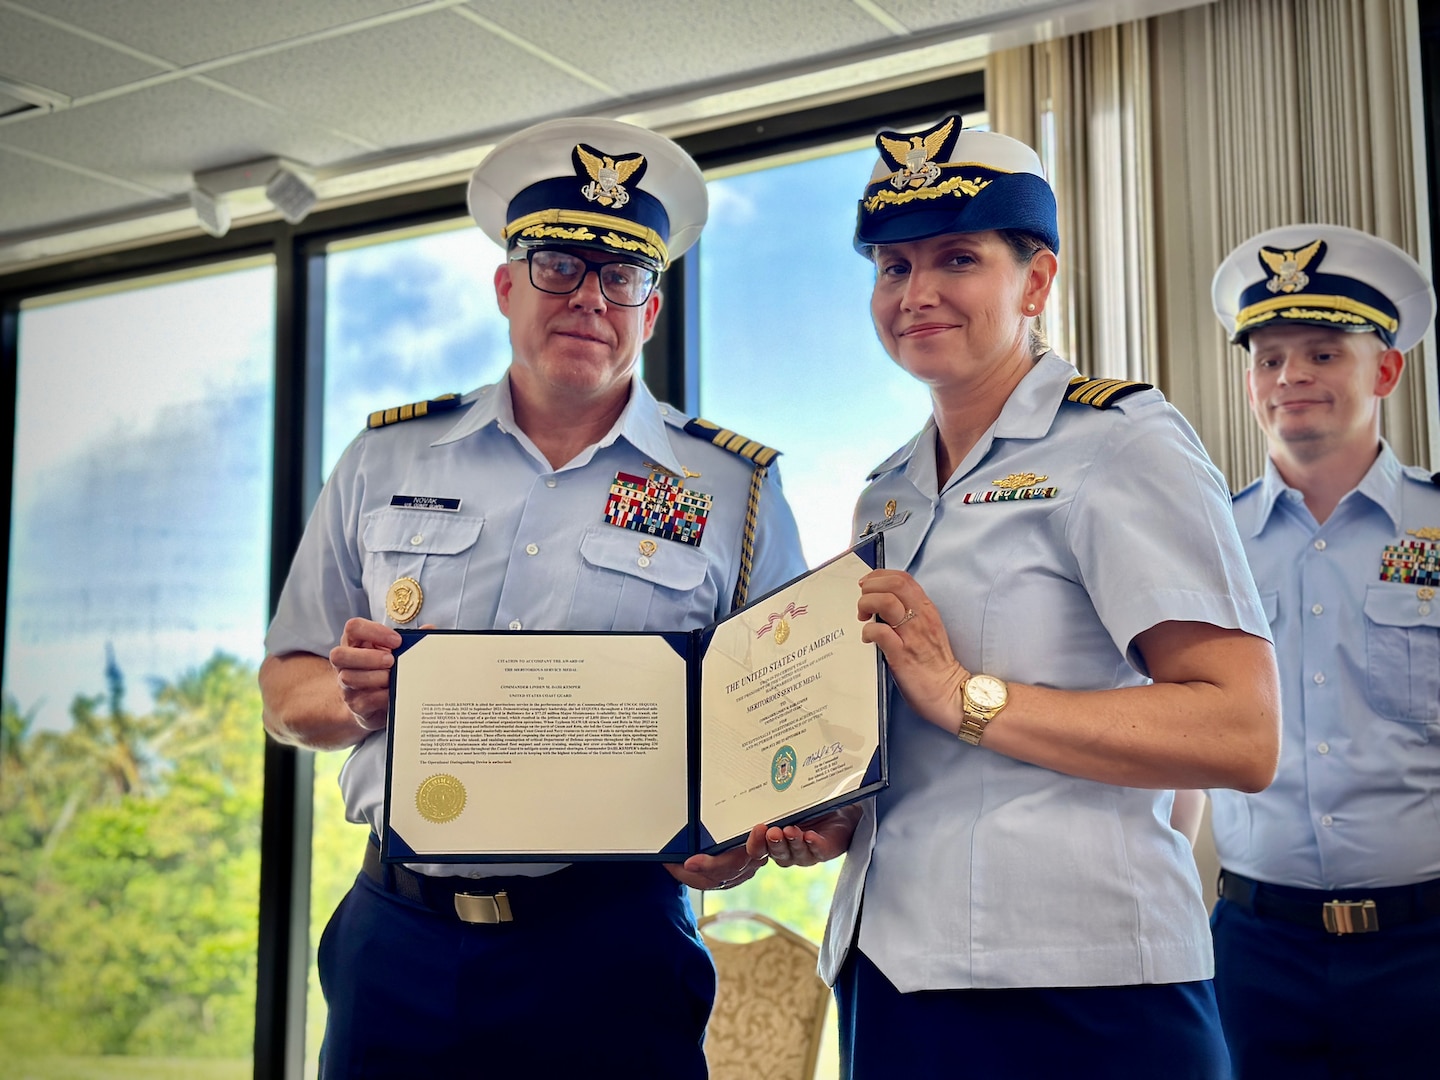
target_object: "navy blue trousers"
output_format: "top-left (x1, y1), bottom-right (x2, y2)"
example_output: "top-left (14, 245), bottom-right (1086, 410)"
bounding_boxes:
top-left (317, 862), bottom-right (715, 1078)
top-left (1212, 896), bottom-right (1440, 1078)
top-left (835, 947), bottom-right (1230, 1079)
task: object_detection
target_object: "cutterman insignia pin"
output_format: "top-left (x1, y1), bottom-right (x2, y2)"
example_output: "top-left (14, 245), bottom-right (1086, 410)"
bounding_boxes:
top-left (386, 577), bottom-right (423, 624)
top-left (994, 472), bottom-right (1049, 490)
top-left (1408, 527), bottom-right (1440, 541)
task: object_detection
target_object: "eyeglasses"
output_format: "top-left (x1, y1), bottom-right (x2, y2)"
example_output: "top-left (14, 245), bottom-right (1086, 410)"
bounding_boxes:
top-left (511, 248), bottom-right (659, 307)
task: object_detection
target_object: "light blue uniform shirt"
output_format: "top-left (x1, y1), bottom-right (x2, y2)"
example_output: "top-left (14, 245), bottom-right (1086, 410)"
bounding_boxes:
top-left (1211, 444), bottom-right (1440, 889)
top-left (265, 374), bottom-right (806, 876)
top-left (820, 354), bottom-right (1269, 991)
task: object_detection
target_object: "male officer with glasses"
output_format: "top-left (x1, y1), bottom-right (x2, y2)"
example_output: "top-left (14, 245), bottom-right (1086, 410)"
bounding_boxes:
top-left (1209, 223), bottom-right (1440, 1078)
top-left (259, 117), bottom-right (805, 1077)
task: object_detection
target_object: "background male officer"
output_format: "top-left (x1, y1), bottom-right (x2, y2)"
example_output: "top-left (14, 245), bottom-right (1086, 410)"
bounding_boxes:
top-left (1209, 223), bottom-right (1440, 1077)
top-left (259, 117), bottom-right (806, 1077)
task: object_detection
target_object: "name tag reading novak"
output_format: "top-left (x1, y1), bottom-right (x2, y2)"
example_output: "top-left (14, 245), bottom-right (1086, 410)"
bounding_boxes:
top-left (382, 535), bottom-right (887, 862)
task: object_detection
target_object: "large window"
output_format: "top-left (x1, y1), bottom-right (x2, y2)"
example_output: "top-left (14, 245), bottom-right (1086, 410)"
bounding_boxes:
top-left (304, 222), bottom-right (511, 1073)
top-left (2, 264), bottom-right (275, 1077)
top-left (0, 77), bottom-right (981, 1080)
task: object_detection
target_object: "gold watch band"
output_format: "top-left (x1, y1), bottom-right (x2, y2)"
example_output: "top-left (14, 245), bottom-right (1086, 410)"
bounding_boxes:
top-left (957, 713), bottom-right (989, 746)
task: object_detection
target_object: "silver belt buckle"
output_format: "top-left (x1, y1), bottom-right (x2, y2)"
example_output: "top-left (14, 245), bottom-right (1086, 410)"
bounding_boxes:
top-left (454, 890), bottom-right (513, 924)
top-left (1322, 899), bottom-right (1378, 934)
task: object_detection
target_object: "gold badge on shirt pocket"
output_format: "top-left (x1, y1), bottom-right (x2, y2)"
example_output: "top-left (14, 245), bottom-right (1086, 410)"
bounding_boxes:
top-left (386, 576), bottom-right (424, 623)
top-left (962, 472), bottom-right (1059, 504)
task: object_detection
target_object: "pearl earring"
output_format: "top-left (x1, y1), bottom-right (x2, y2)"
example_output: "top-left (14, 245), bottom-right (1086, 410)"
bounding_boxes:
top-left (1025, 303), bottom-right (1037, 314)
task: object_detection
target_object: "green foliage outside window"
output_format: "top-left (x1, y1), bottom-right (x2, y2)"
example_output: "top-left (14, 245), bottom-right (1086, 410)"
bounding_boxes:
top-left (0, 654), bottom-right (263, 1076)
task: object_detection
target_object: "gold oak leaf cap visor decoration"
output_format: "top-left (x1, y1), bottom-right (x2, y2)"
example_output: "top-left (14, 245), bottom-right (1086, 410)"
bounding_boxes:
top-left (1212, 222), bottom-right (1436, 352)
top-left (468, 116), bottom-right (708, 272)
top-left (853, 114), bottom-right (1059, 256)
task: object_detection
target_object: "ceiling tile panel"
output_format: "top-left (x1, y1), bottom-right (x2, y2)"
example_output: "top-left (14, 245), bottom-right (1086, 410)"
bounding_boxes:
top-left (0, 149), bottom-right (150, 232)
top-left (874, 0), bottom-right (1064, 32)
top-left (13, 0), bottom-right (418, 66)
top-left (0, 9), bottom-right (165, 96)
top-left (0, 79), bottom-right (367, 194)
top-left (465, 0), bottom-right (899, 97)
top-left (211, 14), bottom-right (604, 148)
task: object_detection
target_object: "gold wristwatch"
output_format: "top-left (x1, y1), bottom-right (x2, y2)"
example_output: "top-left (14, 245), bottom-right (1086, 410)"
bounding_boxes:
top-left (957, 673), bottom-right (1009, 746)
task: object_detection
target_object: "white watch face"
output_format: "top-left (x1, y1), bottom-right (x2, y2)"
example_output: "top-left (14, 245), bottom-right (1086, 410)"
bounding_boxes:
top-left (967, 675), bottom-right (1007, 711)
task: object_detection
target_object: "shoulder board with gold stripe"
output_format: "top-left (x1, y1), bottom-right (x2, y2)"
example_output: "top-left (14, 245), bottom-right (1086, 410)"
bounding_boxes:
top-left (366, 393), bottom-right (461, 429)
top-left (1064, 376), bottom-right (1153, 409)
top-left (682, 417), bottom-right (781, 467)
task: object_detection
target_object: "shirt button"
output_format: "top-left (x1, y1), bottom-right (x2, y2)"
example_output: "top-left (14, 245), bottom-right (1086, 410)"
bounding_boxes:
top-left (1311, 603), bottom-right (1324, 616)
top-left (1421, 603), bottom-right (1433, 616)
top-left (410, 534), bottom-right (424, 545)
top-left (525, 543), bottom-right (539, 556)
top-left (508, 620), bottom-right (522, 631)
top-left (1314, 539), bottom-right (1327, 551)
top-left (1317, 742), bottom-right (1330, 754)
top-left (637, 555), bottom-right (651, 568)
top-left (1321, 815), bottom-right (1334, 827)
top-left (545, 478), bottom-right (557, 488)
top-left (1313, 672), bottom-right (1326, 685)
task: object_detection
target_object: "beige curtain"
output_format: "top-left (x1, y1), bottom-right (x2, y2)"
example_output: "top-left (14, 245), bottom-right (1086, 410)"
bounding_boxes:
top-left (989, 0), bottom-right (1431, 489)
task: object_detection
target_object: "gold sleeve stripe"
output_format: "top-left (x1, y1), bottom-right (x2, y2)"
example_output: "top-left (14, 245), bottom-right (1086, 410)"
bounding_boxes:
top-left (1236, 293), bottom-right (1398, 333)
top-left (1065, 377), bottom-right (1152, 408)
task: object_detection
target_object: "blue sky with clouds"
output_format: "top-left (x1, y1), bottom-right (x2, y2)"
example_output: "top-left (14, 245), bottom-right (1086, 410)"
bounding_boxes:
top-left (3, 144), bottom-right (936, 734)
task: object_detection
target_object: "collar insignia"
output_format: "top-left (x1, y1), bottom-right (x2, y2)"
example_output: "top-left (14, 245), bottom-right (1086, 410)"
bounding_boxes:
top-left (878, 116), bottom-right (957, 192)
top-left (994, 472), bottom-right (1049, 490)
top-left (1260, 239), bottom-right (1324, 295)
top-left (574, 143), bottom-right (645, 208)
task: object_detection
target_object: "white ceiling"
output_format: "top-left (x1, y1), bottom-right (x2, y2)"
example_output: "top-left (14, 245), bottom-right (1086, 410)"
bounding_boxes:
top-left (0, 0), bottom-right (1205, 274)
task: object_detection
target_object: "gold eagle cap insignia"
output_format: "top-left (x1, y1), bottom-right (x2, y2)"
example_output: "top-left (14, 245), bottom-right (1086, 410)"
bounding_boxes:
top-left (880, 116), bottom-right (955, 190)
top-left (1260, 238), bottom-right (1323, 295)
top-left (575, 145), bottom-right (644, 208)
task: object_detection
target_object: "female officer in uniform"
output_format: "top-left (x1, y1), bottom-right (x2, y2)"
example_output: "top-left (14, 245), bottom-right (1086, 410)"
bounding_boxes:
top-left (757, 115), bottom-right (1281, 1077)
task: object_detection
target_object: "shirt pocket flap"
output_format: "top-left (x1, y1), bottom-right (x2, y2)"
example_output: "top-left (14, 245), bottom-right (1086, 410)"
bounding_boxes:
top-left (363, 508), bottom-right (483, 555)
top-left (1260, 589), bottom-right (1280, 625)
top-left (1363, 584), bottom-right (1440, 629)
top-left (579, 525), bottom-right (709, 591)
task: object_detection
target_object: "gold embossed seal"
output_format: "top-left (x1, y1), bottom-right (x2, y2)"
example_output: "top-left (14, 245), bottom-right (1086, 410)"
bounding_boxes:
top-left (774, 618), bottom-right (791, 645)
top-left (386, 576), bottom-right (423, 623)
top-left (416, 774), bottom-right (466, 824)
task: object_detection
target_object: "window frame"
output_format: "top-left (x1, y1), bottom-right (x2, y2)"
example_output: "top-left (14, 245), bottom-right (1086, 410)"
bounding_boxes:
top-left (0, 72), bottom-right (984, 1080)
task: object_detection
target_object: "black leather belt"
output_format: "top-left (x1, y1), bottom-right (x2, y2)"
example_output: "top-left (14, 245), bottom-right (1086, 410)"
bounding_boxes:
top-left (361, 839), bottom-right (669, 925)
top-left (1218, 869), bottom-right (1440, 935)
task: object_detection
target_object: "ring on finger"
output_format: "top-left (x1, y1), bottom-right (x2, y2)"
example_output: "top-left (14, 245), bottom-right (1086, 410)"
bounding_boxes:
top-left (893, 608), bottom-right (917, 627)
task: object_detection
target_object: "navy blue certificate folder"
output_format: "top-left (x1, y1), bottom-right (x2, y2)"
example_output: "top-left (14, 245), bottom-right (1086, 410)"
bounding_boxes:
top-left (382, 534), bottom-right (887, 863)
